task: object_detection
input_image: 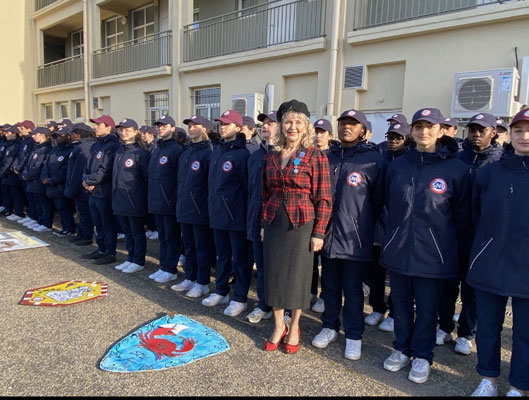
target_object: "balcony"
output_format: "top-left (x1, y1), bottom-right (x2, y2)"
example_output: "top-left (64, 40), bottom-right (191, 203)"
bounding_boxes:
top-left (92, 31), bottom-right (172, 79)
top-left (351, 0), bottom-right (523, 30)
top-left (37, 55), bottom-right (83, 88)
top-left (35, 0), bottom-right (59, 12)
top-left (183, 0), bottom-right (327, 62)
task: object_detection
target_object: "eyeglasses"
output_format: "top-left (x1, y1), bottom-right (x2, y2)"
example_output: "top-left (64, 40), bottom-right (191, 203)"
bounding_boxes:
top-left (385, 135), bottom-right (405, 142)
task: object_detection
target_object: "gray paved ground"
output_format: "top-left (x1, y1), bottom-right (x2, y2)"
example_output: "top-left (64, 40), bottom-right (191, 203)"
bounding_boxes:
top-left (0, 218), bottom-right (515, 396)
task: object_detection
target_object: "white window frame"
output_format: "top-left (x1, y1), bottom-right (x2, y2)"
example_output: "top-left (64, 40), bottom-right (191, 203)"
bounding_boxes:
top-left (58, 102), bottom-right (69, 119)
top-left (146, 91), bottom-right (169, 125)
top-left (74, 100), bottom-right (85, 119)
top-left (193, 87), bottom-right (221, 121)
top-left (132, 4), bottom-right (155, 42)
top-left (71, 29), bottom-right (83, 56)
top-left (105, 16), bottom-right (124, 49)
top-left (43, 103), bottom-right (53, 120)
top-left (192, 8), bottom-right (199, 29)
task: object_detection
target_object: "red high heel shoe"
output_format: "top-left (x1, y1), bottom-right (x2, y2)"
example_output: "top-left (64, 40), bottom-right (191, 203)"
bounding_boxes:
top-left (284, 328), bottom-right (300, 354)
top-left (264, 326), bottom-right (288, 351)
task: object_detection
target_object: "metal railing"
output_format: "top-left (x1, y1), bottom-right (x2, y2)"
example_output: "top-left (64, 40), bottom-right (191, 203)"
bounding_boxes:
top-left (351, 0), bottom-right (523, 30)
top-left (37, 55), bottom-right (84, 88)
top-left (183, 0), bottom-right (327, 62)
top-left (92, 31), bottom-right (172, 79)
top-left (35, 0), bottom-right (59, 11)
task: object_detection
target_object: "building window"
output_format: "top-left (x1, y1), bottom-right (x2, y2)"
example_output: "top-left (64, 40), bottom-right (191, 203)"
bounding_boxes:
top-left (192, 8), bottom-right (199, 29)
top-left (74, 100), bottom-right (85, 119)
top-left (193, 87), bottom-right (220, 121)
top-left (133, 4), bottom-right (155, 42)
top-left (58, 102), bottom-right (69, 119)
top-left (43, 104), bottom-right (53, 120)
top-left (105, 17), bottom-right (124, 49)
top-left (71, 30), bottom-right (83, 56)
top-left (146, 92), bottom-right (169, 125)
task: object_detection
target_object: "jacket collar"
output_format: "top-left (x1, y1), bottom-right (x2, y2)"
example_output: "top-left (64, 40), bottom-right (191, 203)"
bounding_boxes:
top-left (501, 152), bottom-right (529, 171)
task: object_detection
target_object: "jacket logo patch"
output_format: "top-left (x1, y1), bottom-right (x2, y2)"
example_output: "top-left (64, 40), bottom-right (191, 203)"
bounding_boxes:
top-left (347, 172), bottom-right (362, 187)
top-left (96, 151), bottom-right (103, 159)
top-left (222, 161), bottom-right (233, 172)
top-left (191, 161), bottom-right (200, 171)
top-left (430, 178), bottom-right (447, 194)
top-left (57, 156), bottom-right (64, 162)
top-left (32, 153), bottom-right (38, 160)
top-left (124, 158), bottom-right (134, 168)
top-left (159, 156), bottom-right (168, 165)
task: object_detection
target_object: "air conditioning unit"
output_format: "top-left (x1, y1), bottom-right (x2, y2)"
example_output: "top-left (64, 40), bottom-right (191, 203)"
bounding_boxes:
top-left (451, 68), bottom-right (520, 118)
top-left (344, 65), bottom-right (367, 91)
top-left (231, 93), bottom-right (265, 120)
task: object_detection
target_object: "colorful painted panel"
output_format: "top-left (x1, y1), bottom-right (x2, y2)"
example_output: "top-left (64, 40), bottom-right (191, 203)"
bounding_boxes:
top-left (20, 280), bottom-right (108, 306)
top-left (100, 314), bottom-right (230, 372)
top-left (0, 231), bottom-right (49, 252)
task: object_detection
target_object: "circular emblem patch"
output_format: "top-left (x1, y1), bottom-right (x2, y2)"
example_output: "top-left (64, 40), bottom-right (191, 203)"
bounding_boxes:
top-left (475, 114), bottom-right (484, 120)
top-left (430, 178), bottom-right (447, 194)
top-left (394, 124), bottom-right (401, 129)
top-left (33, 153), bottom-right (38, 160)
top-left (159, 156), bottom-right (168, 165)
top-left (222, 161), bottom-right (233, 172)
top-left (191, 161), bottom-right (200, 171)
top-left (317, 119), bottom-right (324, 125)
top-left (347, 172), bottom-right (362, 187)
top-left (223, 111), bottom-right (230, 116)
top-left (421, 109), bottom-right (432, 116)
top-left (57, 156), bottom-right (64, 162)
top-left (348, 110), bottom-right (356, 116)
top-left (124, 158), bottom-right (134, 168)
top-left (96, 151), bottom-right (103, 159)
top-left (524, 110), bottom-right (529, 117)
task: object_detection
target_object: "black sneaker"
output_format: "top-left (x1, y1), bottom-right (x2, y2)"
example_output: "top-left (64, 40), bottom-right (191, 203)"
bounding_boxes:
top-left (81, 250), bottom-right (105, 259)
top-left (75, 239), bottom-right (93, 246)
top-left (53, 230), bottom-right (74, 237)
top-left (93, 254), bottom-right (116, 265)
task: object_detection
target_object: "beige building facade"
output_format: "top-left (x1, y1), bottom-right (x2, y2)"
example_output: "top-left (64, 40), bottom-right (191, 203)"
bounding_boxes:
top-left (2, 0), bottom-right (529, 143)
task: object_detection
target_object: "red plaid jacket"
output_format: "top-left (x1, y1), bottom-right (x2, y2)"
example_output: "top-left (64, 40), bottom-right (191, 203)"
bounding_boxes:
top-left (261, 146), bottom-right (332, 239)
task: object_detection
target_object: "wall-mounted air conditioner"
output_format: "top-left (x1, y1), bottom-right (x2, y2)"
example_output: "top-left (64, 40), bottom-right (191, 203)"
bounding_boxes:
top-left (231, 93), bottom-right (265, 120)
top-left (451, 68), bottom-right (520, 118)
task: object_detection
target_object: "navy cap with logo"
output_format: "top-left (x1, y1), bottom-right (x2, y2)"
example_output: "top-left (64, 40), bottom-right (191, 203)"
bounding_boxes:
top-left (55, 126), bottom-right (72, 135)
top-left (411, 108), bottom-right (444, 125)
top-left (182, 115), bottom-right (214, 131)
top-left (46, 121), bottom-right (58, 129)
top-left (216, 109), bottom-right (243, 126)
top-left (257, 111), bottom-right (278, 123)
top-left (58, 118), bottom-right (73, 127)
top-left (495, 118), bottom-right (508, 131)
top-left (442, 117), bottom-right (459, 127)
top-left (242, 116), bottom-right (256, 129)
top-left (509, 108), bottom-right (529, 127)
top-left (276, 100), bottom-right (310, 122)
top-left (0, 123), bottom-right (10, 131)
top-left (139, 125), bottom-right (157, 135)
top-left (30, 127), bottom-right (52, 136)
top-left (116, 118), bottom-right (139, 129)
top-left (6, 125), bottom-right (19, 134)
top-left (314, 118), bottom-right (332, 133)
top-left (72, 123), bottom-right (94, 133)
top-left (387, 122), bottom-right (410, 137)
top-left (466, 113), bottom-right (497, 129)
top-left (175, 127), bottom-right (187, 140)
top-left (387, 113), bottom-right (408, 125)
top-left (154, 115), bottom-right (176, 126)
top-left (337, 109), bottom-right (370, 129)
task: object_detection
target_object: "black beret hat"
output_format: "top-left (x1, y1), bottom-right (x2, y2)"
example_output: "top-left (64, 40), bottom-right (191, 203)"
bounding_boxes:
top-left (276, 99), bottom-right (310, 122)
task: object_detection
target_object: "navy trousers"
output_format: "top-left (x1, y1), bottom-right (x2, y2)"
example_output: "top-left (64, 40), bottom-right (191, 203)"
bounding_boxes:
top-left (89, 196), bottom-right (116, 256)
top-left (119, 215), bottom-right (146, 266)
top-left (33, 192), bottom-right (53, 228)
top-left (53, 196), bottom-right (76, 233)
top-left (9, 184), bottom-right (25, 217)
top-left (253, 239), bottom-right (272, 312)
top-left (212, 229), bottom-right (250, 303)
top-left (475, 289), bottom-right (529, 391)
top-left (146, 212), bottom-right (157, 232)
top-left (154, 214), bottom-right (180, 274)
top-left (75, 198), bottom-right (93, 240)
top-left (1, 184), bottom-right (12, 210)
top-left (321, 257), bottom-right (369, 340)
top-left (368, 245), bottom-right (393, 316)
top-left (389, 271), bottom-right (444, 364)
top-left (180, 222), bottom-right (215, 285)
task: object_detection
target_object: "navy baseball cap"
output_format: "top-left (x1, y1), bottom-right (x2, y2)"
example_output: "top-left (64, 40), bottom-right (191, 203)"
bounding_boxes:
top-left (509, 108), bottom-right (529, 127)
top-left (242, 116), bottom-right (256, 128)
top-left (30, 127), bottom-right (51, 136)
top-left (495, 118), bottom-right (508, 131)
top-left (466, 113), bottom-right (497, 129)
top-left (183, 115), bottom-right (214, 131)
top-left (46, 121), bottom-right (58, 129)
top-left (55, 126), bottom-right (72, 135)
top-left (90, 115), bottom-right (116, 130)
top-left (154, 115), bottom-right (176, 126)
top-left (257, 111), bottom-right (278, 123)
top-left (72, 123), bottom-right (94, 133)
top-left (386, 122), bottom-right (410, 137)
top-left (216, 110), bottom-right (243, 126)
top-left (116, 118), bottom-right (138, 129)
top-left (58, 118), bottom-right (73, 127)
top-left (337, 109), bottom-right (369, 129)
top-left (6, 125), bottom-right (19, 134)
top-left (387, 113), bottom-right (408, 125)
top-left (139, 125), bottom-right (157, 135)
top-left (175, 127), bottom-right (187, 140)
top-left (442, 117), bottom-right (459, 127)
top-left (276, 100), bottom-right (310, 122)
top-left (314, 118), bottom-right (332, 133)
top-left (411, 108), bottom-right (444, 125)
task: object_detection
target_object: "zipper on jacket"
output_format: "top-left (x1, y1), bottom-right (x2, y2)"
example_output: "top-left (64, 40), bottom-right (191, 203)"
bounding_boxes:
top-left (160, 184), bottom-right (171, 207)
top-left (222, 196), bottom-right (235, 221)
top-left (351, 217), bottom-right (362, 248)
top-left (190, 191), bottom-right (202, 216)
top-left (428, 228), bottom-right (444, 264)
top-left (383, 226), bottom-right (400, 253)
top-left (469, 237), bottom-right (494, 270)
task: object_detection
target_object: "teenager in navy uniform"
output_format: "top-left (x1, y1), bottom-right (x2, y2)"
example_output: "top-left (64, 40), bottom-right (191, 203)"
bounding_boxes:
top-left (437, 113), bottom-right (503, 354)
top-left (81, 115), bottom-right (120, 265)
top-left (0, 125), bottom-right (11, 215)
top-left (495, 118), bottom-right (510, 149)
top-left (377, 114), bottom-right (409, 156)
top-left (467, 108), bottom-right (529, 397)
top-left (140, 125), bottom-right (159, 241)
top-left (241, 116), bottom-right (260, 154)
top-left (380, 108), bottom-right (471, 384)
top-left (41, 125), bottom-right (75, 236)
top-left (0, 126), bottom-right (22, 218)
top-left (174, 115), bottom-right (215, 297)
top-left (111, 118), bottom-right (151, 273)
top-left (441, 117), bottom-right (463, 149)
top-left (311, 109), bottom-right (386, 361)
top-left (64, 123), bottom-right (96, 246)
top-left (202, 109), bottom-right (251, 318)
top-left (20, 127), bottom-right (53, 232)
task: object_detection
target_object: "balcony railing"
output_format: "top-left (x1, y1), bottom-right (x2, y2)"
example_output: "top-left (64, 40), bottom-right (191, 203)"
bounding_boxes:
top-left (92, 31), bottom-right (172, 79)
top-left (351, 0), bottom-right (523, 30)
top-left (35, 0), bottom-right (59, 12)
top-left (37, 55), bottom-right (84, 88)
top-left (183, 0), bottom-right (327, 62)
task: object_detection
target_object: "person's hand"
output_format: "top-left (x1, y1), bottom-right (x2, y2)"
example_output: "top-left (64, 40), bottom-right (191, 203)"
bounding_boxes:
top-left (87, 185), bottom-right (95, 191)
top-left (260, 228), bottom-right (264, 242)
top-left (310, 237), bottom-right (324, 252)
top-left (42, 178), bottom-right (49, 185)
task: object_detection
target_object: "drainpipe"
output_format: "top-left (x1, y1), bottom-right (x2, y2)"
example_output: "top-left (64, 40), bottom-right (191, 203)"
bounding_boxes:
top-left (326, 0), bottom-right (341, 117)
top-left (83, 0), bottom-right (90, 121)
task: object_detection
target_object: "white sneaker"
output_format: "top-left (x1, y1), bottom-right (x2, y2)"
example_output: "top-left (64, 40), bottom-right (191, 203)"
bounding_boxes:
top-left (148, 269), bottom-right (164, 280)
top-left (115, 261), bottom-right (131, 271)
top-left (17, 217), bottom-right (30, 224)
top-left (365, 311), bottom-right (384, 326)
top-left (223, 300), bottom-right (247, 317)
top-left (312, 328), bottom-right (338, 348)
top-left (0, 206), bottom-right (4, 212)
top-left (6, 214), bottom-right (23, 221)
top-left (148, 231), bottom-right (158, 240)
top-left (186, 283), bottom-right (210, 298)
top-left (455, 337), bottom-right (473, 355)
top-left (471, 378), bottom-right (498, 396)
top-left (170, 279), bottom-right (195, 292)
top-left (34, 225), bottom-right (51, 232)
top-left (383, 350), bottom-right (410, 372)
top-left (311, 297), bottom-right (325, 313)
top-left (178, 254), bottom-right (186, 267)
top-left (122, 263), bottom-right (144, 273)
top-left (24, 219), bottom-right (37, 227)
top-left (345, 339), bottom-right (362, 360)
top-left (202, 293), bottom-right (229, 307)
top-left (145, 230), bottom-right (153, 238)
top-left (117, 233), bottom-right (125, 240)
top-left (31, 224), bottom-right (42, 231)
top-left (154, 271), bottom-right (178, 283)
top-left (378, 316), bottom-right (395, 332)
top-left (408, 358), bottom-right (430, 384)
top-left (436, 328), bottom-right (452, 345)
top-left (453, 312), bottom-right (460, 323)
top-left (362, 282), bottom-right (370, 297)
top-left (246, 307), bottom-right (273, 324)
top-left (506, 389), bottom-right (523, 397)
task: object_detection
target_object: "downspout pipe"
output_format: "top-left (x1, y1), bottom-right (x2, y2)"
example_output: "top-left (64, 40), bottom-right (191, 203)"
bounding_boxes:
top-left (83, 0), bottom-right (90, 121)
top-left (326, 0), bottom-right (341, 117)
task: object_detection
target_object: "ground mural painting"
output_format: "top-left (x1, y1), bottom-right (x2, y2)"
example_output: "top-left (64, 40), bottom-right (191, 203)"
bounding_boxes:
top-left (100, 314), bottom-right (230, 372)
top-left (19, 280), bottom-right (108, 306)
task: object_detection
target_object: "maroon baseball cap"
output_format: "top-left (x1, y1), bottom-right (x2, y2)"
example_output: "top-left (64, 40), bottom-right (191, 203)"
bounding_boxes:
top-left (90, 115), bottom-right (116, 130)
top-left (215, 110), bottom-right (243, 126)
top-left (16, 120), bottom-right (35, 130)
top-left (509, 108), bottom-right (529, 127)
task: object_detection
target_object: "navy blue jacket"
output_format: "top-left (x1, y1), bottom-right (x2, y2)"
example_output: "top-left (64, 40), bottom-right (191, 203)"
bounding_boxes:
top-left (246, 141), bottom-right (269, 241)
top-left (208, 136), bottom-right (249, 231)
top-left (41, 143), bottom-right (73, 197)
top-left (111, 143), bottom-right (150, 217)
top-left (0, 138), bottom-right (6, 165)
top-left (0, 139), bottom-right (22, 185)
top-left (176, 140), bottom-right (213, 225)
top-left (457, 140), bottom-right (504, 178)
top-left (82, 133), bottom-right (120, 200)
top-left (323, 141), bottom-right (387, 261)
top-left (21, 141), bottom-right (52, 194)
top-left (147, 138), bottom-right (182, 215)
top-left (65, 137), bottom-right (96, 201)
top-left (380, 143), bottom-right (471, 279)
top-left (13, 135), bottom-right (35, 174)
top-left (466, 154), bottom-right (529, 299)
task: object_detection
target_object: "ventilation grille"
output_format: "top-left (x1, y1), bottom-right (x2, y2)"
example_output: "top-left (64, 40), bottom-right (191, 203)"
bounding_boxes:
top-left (456, 77), bottom-right (493, 111)
top-left (344, 65), bottom-right (365, 89)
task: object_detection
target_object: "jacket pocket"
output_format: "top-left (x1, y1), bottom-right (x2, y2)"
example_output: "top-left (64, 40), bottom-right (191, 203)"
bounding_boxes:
top-left (160, 184), bottom-right (171, 206)
top-left (222, 196), bottom-right (235, 221)
top-left (190, 191), bottom-right (202, 216)
top-left (351, 217), bottom-right (362, 248)
top-left (383, 226), bottom-right (400, 253)
top-left (428, 228), bottom-right (445, 264)
top-left (126, 190), bottom-right (136, 210)
top-left (469, 237), bottom-right (494, 271)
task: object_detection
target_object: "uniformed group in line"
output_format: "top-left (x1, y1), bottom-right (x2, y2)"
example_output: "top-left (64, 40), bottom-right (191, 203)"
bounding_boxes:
top-left (0, 102), bottom-right (528, 396)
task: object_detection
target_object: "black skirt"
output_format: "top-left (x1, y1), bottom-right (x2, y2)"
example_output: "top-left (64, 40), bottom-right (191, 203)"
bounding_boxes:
top-left (263, 203), bottom-right (314, 310)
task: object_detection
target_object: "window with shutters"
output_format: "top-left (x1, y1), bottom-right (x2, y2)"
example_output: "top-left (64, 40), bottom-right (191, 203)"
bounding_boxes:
top-left (344, 65), bottom-right (366, 89)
